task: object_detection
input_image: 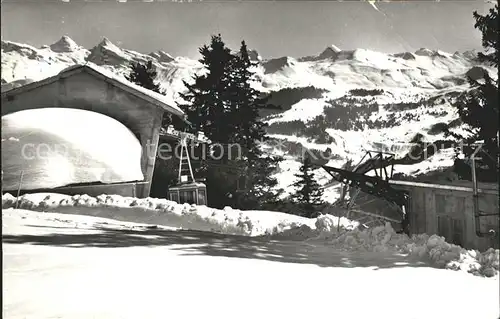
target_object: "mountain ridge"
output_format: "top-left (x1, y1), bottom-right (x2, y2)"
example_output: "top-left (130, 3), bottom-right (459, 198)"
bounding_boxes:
top-left (1, 36), bottom-right (482, 66)
top-left (1, 35), bottom-right (495, 198)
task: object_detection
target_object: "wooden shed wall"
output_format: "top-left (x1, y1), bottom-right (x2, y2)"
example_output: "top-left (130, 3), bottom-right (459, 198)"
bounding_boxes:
top-left (394, 182), bottom-right (499, 251)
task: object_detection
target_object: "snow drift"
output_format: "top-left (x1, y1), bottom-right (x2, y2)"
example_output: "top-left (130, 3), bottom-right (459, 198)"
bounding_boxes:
top-left (324, 221), bottom-right (499, 278)
top-left (1, 192), bottom-right (356, 237)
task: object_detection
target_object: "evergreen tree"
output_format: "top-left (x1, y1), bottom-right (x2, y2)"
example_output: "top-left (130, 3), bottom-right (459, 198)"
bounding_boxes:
top-left (234, 155), bottom-right (284, 210)
top-left (179, 35), bottom-right (241, 208)
top-left (179, 35), bottom-right (284, 209)
top-left (180, 34), bottom-right (235, 144)
top-left (473, 5), bottom-right (499, 68)
top-left (291, 155), bottom-right (324, 218)
top-left (228, 41), bottom-right (268, 156)
top-left (125, 60), bottom-right (184, 129)
top-left (228, 41), bottom-right (283, 209)
top-left (447, 5), bottom-right (499, 181)
top-left (126, 60), bottom-right (164, 94)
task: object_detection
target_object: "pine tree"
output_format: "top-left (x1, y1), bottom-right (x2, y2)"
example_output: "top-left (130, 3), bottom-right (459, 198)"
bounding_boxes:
top-left (179, 35), bottom-right (241, 208)
top-left (125, 60), bottom-right (183, 129)
top-left (228, 41), bottom-right (268, 156)
top-left (126, 60), bottom-right (164, 94)
top-left (447, 5), bottom-right (499, 181)
top-left (228, 41), bottom-right (283, 209)
top-left (235, 155), bottom-right (284, 210)
top-left (473, 5), bottom-right (499, 68)
top-left (179, 34), bottom-right (235, 144)
top-left (291, 155), bottom-right (324, 218)
top-left (178, 36), bottom-right (284, 209)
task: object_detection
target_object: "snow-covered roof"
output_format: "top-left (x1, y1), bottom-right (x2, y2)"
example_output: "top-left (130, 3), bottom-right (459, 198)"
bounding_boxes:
top-left (1, 63), bottom-right (184, 118)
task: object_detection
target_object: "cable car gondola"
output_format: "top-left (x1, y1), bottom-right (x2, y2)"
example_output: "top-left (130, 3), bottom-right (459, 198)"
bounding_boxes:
top-left (164, 126), bottom-right (209, 206)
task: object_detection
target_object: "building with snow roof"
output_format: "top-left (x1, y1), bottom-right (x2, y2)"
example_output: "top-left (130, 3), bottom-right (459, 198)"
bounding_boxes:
top-left (1, 63), bottom-right (186, 198)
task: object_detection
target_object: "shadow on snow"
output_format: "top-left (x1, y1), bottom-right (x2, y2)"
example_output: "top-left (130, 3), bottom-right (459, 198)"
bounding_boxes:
top-left (2, 222), bottom-right (434, 271)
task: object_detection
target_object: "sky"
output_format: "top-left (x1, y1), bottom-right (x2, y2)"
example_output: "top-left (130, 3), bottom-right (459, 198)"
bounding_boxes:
top-left (0, 1), bottom-right (494, 60)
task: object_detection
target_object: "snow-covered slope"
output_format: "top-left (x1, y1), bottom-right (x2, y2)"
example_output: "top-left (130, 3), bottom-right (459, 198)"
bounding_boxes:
top-left (1, 37), bottom-right (496, 200)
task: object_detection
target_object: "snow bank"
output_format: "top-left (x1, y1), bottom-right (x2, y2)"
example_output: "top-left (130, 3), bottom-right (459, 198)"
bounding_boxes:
top-left (257, 214), bottom-right (356, 241)
top-left (327, 221), bottom-right (499, 278)
top-left (1, 193), bottom-right (355, 238)
top-left (3, 192), bottom-right (497, 278)
top-left (258, 210), bottom-right (499, 278)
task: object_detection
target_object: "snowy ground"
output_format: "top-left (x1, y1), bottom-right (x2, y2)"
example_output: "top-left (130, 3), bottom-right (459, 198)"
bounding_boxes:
top-left (3, 193), bottom-right (500, 319)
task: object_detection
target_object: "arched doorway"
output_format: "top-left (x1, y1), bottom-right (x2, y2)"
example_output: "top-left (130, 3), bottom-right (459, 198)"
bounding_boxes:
top-left (1, 107), bottom-right (144, 192)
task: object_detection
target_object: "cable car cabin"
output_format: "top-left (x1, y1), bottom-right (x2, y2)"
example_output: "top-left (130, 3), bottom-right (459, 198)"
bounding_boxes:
top-left (168, 182), bottom-right (207, 205)
top-left (161, 127), bottom-right (211, 206)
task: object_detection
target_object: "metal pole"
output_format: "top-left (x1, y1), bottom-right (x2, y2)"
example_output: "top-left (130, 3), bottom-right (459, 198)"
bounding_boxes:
top-left (471, 148), bottom-right (480, 235)
top-left (471, 144), bottom-right (494, 237)
top-left (185, 138), bottom-right (196, 183)
top-left (496, 130), bottom-right (500, 181)
top-left (178, 136), bottom-right (184, 184)
top-left (495, 131), bottom-right (499, 245)
top-left (15, 171), bottom-right (24, 209)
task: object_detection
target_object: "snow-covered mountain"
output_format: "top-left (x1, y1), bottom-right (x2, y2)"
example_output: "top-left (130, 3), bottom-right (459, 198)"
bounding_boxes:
top-left (2, 36), bottom-right (488, 98)
top-left (2, 36), bottom-right (495, 201)
top-left (1, 37), bottom-right (202, 103)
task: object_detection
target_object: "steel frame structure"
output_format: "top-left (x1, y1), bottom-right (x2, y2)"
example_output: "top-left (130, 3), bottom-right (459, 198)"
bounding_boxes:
top-left (321, 150), bottom-right (409, 229)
